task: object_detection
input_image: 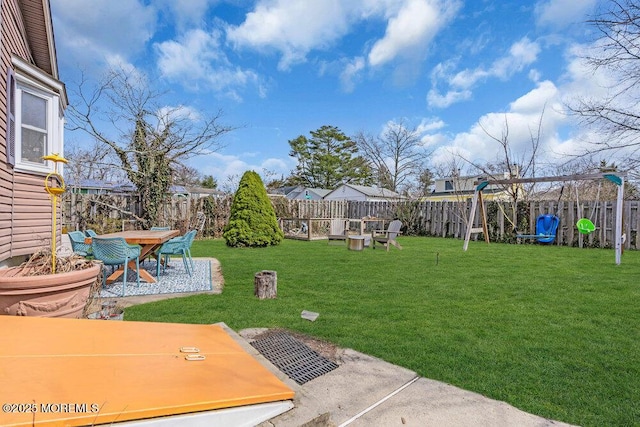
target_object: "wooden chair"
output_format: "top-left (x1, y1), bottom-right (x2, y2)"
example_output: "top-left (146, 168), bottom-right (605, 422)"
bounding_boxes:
top-left (372, 220), bottom-right (403, 251)
top-left (327, 219), bottom-right (349, 245)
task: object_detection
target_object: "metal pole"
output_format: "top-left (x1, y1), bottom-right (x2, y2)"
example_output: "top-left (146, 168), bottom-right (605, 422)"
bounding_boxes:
top-left (615, 177), bottom-right (624, 265)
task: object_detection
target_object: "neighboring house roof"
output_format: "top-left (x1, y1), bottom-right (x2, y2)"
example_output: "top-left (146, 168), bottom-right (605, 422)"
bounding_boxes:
top-left (271, 186), bottom-right (331, 199)
top-left (278, 186), bottom-right (302, 196)
top-left (325, 184), bottom-right (405, 200)
top-left (67, 178), bottom-right (110, 189)
top-left (67, 179), bottom-right (213, 196)
top-left (309, 188), bottom-right (331, 198)
top-left (344, 184), bottom-right (403, 198)
top-left (296, 188), bottom-right (331, 199)
top-left (186, 186), bottom-right (225, 197)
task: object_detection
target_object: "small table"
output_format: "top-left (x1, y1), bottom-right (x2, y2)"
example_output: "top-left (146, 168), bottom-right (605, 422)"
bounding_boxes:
top-left (348, 235), bottom-right (370, 251)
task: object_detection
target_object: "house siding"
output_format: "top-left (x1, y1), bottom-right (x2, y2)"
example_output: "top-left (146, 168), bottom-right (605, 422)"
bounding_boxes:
top-left (0, 0), bottom-right (57, 265)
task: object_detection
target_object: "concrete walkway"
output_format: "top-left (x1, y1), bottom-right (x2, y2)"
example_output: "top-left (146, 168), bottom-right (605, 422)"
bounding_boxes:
top-left (235, 329), bottom-right (576, 427)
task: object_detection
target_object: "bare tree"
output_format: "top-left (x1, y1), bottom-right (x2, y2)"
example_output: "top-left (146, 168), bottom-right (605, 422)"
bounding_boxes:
top-left (570, 0), bottom-right (640, 164)
top-left (354, 119), bottom-right (430, 194)
top-left (66, 67), bottom-right (235, 227)
top-left (64, 140), bottom-right (123, 184)
top-left (173, 164), bottom-right (203, 186)
top-left (455, 109), bottom-right (546, 230)
top-left (414, 167), bottom-right (435, 197)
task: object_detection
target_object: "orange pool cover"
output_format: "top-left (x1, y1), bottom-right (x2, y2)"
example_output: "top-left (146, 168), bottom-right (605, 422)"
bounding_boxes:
top-left (0, 316), bottom-right (294, 426)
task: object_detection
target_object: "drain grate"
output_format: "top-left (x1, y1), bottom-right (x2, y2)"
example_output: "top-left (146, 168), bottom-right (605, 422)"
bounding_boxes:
top-left (251, 331), bottom-right (338, 385)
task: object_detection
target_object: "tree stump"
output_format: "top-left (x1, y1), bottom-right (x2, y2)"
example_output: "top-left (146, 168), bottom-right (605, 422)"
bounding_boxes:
top-left (254, 270), bottom-right (277, 299)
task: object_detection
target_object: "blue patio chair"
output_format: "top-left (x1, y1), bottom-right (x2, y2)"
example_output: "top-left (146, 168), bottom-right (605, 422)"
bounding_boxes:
top-left (68, 231), bottom-right (92, 257)
top-left (143, 227), bottom-right (171, 265)
top-left (156, 230), bottom-right (197, 277)
top-left (85, 229), bottom-right (98, 238)
top-left (91, 237), bottom-right (141, 296)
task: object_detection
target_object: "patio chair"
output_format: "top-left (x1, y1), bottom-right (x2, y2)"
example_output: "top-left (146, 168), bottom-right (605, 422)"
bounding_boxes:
top-left (150, 226), bottom-right (170, 231)
top-left (91, 237), bottom-right (141, 296)
top-left (372, 220), bottom-right (403, 251)
top-left (327, 219), bottom-right (349, 245)
top-left (68, 231), bottom-right (92, 257)
top-left (85, 229), bottom-right (98, 238)
top-left (156, 230), bottom-right (197, 277)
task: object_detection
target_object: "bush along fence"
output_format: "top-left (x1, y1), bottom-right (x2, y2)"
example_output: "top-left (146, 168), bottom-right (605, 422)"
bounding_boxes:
top-left (61, 193), bottom-right (640, 250)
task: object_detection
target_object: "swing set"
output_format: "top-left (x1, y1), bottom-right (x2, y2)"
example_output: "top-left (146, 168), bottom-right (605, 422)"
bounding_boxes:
top-left (463, 172), bottom-right (625, 264)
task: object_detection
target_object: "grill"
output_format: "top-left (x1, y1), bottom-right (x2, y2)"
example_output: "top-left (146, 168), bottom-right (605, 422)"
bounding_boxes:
top-left (251, 331), bottom-right (338, 385)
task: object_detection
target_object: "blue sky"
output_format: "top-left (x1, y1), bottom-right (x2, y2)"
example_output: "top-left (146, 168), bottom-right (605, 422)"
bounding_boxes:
top-left (50, 0), bottom-right (608, 185)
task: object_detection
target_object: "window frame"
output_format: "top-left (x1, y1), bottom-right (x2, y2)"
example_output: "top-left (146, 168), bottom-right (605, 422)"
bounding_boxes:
top-left (7, 56), bottom-right (66, 175)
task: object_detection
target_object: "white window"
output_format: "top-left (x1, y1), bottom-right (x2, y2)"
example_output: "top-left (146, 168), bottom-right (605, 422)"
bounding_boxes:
top-left (6, 56), bottom-right (66, 174)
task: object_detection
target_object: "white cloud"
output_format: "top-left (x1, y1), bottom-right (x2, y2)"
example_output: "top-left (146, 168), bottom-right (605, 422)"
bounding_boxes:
top-left (226, 0), bottom-right (350, 70)
top-left (227, 0), bottom-right (459, 77)
top-left (155, 0), bottom-right (215, 30)
top-left (416, 118), bottom-right (446, 146)
top-left (427, 88), bottom-right (472, 108)
top-left (155, 29), bottom-right (261, 98)
top-left (417, 117), bottom-right (446, 133)
top-left (535, 0), bottom-right (598, 29)
top-left (509, 80), bottom-right (560, 114)
top-left (157, 105), bottom-right (202, 123)
top-left (104, 55), bottom-right (146, 83)
top-left (368, 0), bottom-right (460, 67)
top-left (561, 43), bottom-right (618, 104)
top-left (491, 38), bottom-right (541, 79)
top-left (51, 0), bottom-right (156, 66)
top-left (429, 80), bottom-right (568, 167)
top-left (340, 57), bottom-right (366, 92)
top-left (428, 36), bottom-right (640, 171)
top-left (194, 152), bottom-right (292, 185)
top-left (428, 37), bottom-right (541, 108)
top-left (156, 29), bottom-right (225, 79)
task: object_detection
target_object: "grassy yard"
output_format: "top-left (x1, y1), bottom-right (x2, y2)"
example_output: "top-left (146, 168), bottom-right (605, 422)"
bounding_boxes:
top-left (125, 237), bottom-right (639, 426)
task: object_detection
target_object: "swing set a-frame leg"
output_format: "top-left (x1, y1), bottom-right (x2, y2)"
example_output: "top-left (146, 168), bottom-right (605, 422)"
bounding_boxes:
top-left (463, 186), bottom-right (490, 251)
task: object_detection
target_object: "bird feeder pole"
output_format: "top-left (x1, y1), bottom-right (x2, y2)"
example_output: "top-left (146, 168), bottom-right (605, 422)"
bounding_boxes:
top-left (42, 154), bottom-right (68, 273)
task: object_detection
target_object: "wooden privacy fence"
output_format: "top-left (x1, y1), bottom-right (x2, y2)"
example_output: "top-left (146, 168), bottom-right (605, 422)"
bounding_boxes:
top-left (61, 193), bottom-right (232, 237)
top-left (277, 199), bottom-right (640, 250)
top-left (61, 193), bottom-right (640, 250)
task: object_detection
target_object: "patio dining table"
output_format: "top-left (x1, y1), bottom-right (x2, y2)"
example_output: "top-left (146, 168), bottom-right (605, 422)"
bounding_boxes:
top-left (87, 229), bottom-right (180, 284)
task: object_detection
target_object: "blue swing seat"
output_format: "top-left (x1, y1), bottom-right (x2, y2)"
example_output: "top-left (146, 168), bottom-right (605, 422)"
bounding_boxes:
top-left (517, 214), bottom-right (560, 244)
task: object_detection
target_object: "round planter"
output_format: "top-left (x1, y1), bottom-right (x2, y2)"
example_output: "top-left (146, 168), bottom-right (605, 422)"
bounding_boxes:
top-left (0, 263), bottom-right (101, 318)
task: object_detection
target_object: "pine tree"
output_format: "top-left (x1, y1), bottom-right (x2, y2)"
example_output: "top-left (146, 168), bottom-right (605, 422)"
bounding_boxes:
top-left (288, 125), bottom-right (373, 188)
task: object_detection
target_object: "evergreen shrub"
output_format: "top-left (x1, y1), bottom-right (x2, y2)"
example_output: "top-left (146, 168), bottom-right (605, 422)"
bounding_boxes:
top-left (223, 171), bottom-right (284, 247)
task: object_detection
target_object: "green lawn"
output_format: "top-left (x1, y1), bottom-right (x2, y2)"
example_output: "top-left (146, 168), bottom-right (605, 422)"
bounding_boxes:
top-left (125, 237), bottom-right (640, 426)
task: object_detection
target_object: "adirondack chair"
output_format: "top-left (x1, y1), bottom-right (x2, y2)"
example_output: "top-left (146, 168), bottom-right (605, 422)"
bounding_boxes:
top-left (372, 220), bottom-right (403, 251)
top-left (327, 219), bottom-right (349, 245)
